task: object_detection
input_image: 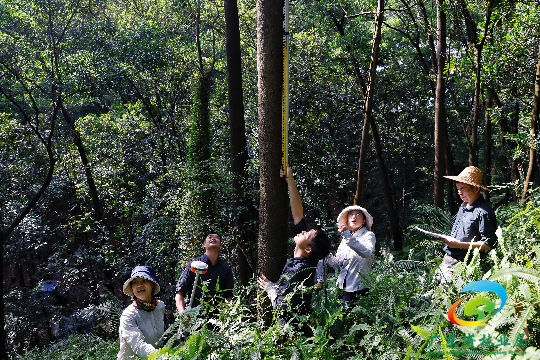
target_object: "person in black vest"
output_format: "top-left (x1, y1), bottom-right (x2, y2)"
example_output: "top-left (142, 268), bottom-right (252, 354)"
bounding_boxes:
top-left (258, 163), bottom-right (332, 321)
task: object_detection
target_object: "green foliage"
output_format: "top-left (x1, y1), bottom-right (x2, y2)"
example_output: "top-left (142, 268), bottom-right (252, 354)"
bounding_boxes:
top-left (14, 202), bottom-right (540, 359)
top-left (19, 334), bottom-right (119, 360)
top-left (2, 0), bottom-right (540, 358)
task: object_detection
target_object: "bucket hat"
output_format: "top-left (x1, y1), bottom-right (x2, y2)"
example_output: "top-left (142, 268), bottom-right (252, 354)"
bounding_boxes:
top-left (337, 206), bottom-right (374, 231)
top-left (444, 166), bottom-right (490, 191)
top-left (122, 266), bottom-right (160, 297)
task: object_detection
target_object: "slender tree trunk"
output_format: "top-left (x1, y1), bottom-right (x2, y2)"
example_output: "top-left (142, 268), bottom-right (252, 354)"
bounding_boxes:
top-left (370, 116), bottom-right (403, 249)
top-left (47, 4), bottom-right (105, 224)
top-left (366, 0), bottom-right (403, 249)
top-left (521, 45), bottom-right (540, 202)
top-left (59, 103), bottom-right (103, 222)
top-left (224, 0), bottom-right (254, 285)
top-left (256, 0), bottom-right (288, 321)
top-left (1, 109), bottom-right (57, 359)
top-left (511, 97), bottom-right (521, 199)
top-left (0, 95), bottom-right (58, 241)
top-left (490, 87), bottom-right (519, 201)
top-left (484, 94), bottom-right (493, 202)
top-left (445, 138), bottom-right (457, 214)
top-left (184, 1), bottom-right (217, 252)
top-left (433, 0), bottom-right (447, 209)
top-left (418, 0), bottom-right (454, 213)
top-left (329, 14), bottom-right (369, 203)
top-left (469, 47), bottom-right (482, 166)
top-left (418, 0), bottom-right (437, 80)
top-left (458, 0), bottom-right (494, 166)
top-left (348, 0), bottom-right (401, 249)
top-left (354, 116), bottom-right (370, 205)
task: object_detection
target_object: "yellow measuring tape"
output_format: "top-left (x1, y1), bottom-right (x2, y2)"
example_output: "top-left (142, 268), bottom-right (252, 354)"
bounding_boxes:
top-left (282, 0), bottom-right (289, 170)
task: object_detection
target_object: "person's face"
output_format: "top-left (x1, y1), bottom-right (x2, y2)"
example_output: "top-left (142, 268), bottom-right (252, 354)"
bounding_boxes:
top-left (131, 277), bottom-right (154, 302)
top-left (203, 233), bottom-right (222, 250)
top-left (456, 182), bottom-right (480, 206)
top-left (294, 229), bottom-right (316, 256)
top-left (347, 210), bottom-right (365, 231)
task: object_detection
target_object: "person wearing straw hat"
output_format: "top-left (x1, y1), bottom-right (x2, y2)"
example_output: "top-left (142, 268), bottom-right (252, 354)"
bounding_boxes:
top-left (175, 232), bottom-right (234, 315)
top-left (316, 205), bottom-right (376, 304)
top-left (439, 166), bottom-right (497, 282)
top-left (118, 265), bottom-right (166, 360)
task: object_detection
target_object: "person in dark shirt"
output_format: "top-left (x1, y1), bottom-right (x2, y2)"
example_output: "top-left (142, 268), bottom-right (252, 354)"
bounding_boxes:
top-left (175, 233), bottom-right (234, 314)
top-left (257, 163), bottom-right (332, 319)
top-left (439, 166), bottom-right (497, 282)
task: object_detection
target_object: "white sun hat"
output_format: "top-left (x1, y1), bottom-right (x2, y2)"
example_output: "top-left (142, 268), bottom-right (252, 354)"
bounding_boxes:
top-left (337, 205), bottom-right (374, 231)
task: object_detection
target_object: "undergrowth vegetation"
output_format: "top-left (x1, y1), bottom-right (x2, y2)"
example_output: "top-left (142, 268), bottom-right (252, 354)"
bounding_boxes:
top-left (13, 193), bottom-right (540, 359)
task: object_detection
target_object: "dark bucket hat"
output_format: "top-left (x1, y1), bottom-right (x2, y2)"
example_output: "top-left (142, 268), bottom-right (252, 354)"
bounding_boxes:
top-left (122, 266), bottom-right (160, 297)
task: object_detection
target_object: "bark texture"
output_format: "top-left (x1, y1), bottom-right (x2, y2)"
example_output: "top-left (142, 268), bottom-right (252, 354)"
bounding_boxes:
top-left (225, 0), bottom-right (255, 285)
top-left (433, 0), bottom-right (447, 209)
top-left (484, 94), bottom-right (493, 202)
top-left (458, 0), bottom-right (495, 166)
top-left (256, 0), bottom-right (289, 321)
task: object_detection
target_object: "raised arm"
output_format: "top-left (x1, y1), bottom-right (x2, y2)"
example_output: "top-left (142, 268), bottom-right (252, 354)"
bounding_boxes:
top-left (281, 163), bottom-right (303, 224)
top-left (341, 230), bottom-right (375, 258)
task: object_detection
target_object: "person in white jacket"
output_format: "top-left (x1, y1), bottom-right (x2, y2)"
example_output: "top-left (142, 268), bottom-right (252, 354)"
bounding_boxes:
top-left (118, 266), bottom-right (166, 360)
top-left (317, 206), bottom-right (376, 303)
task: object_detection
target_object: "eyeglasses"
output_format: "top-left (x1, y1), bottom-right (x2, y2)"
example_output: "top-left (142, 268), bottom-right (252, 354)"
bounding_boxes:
top-left (347, 212), bottom-right (363, 218)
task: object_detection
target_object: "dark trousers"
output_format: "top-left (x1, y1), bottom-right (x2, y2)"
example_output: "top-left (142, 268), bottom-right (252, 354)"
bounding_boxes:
top-left (341, 287), bottom-right (369, 303)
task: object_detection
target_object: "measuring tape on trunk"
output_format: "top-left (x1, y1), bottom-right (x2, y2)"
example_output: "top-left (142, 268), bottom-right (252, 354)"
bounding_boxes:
top-left (282, 0), bottom-right (289, 170)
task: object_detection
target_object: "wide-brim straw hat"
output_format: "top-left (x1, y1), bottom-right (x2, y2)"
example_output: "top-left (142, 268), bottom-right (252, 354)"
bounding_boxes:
top-left (123, 265), bottom-right (160, 297)
top-left (443, 166), bottom-right (490, 191)
top-left (337, 205), bottom-right (374, 231)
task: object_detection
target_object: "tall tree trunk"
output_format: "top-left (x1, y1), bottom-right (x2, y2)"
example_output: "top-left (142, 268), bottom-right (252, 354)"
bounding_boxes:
top-left (184, 0), bottom-right (217, 253)
top-left (484, 94), bottom-right (493, 202)
top-left (354, 114), bottom-right (370, 205)
top-left (458, 0), bottom-right (494, 166)
top-left (224, 0), bottom-right (254, 285)
top-left (0, 92), bottom-right (58, 242)
top-left (363, 0), bottom-right (402, 250)
top-left (445, 139), bottom-right (457, 214)
top-left (256, 0), bottom-right (289, 321)
top-left (47, 2), bottom-right (104, 224)
top-left (490, 87), bottom-right (519, 201)
top-left (59, 103), bottom-right (103, 222)
top-left (521, 45), bottom-right (540, 202)
top-left (0, 105), bottom-right (57, 360)
top-left (511, 97), bottom-right (521, 200)
top-left (417, 0), bottom-right (455, 213)
top-left (470, 48), bottom-right (481, 167)
top-left (329, 13), bottom-right (370, 204)
top-left (329, 14), bottom-right (369, 204)
top-left (370, 117), bottom-right (403, 250)
top-left (433, 0), bottom-right (447, 209)
top-left (340, 0), bottom-right (401, 249)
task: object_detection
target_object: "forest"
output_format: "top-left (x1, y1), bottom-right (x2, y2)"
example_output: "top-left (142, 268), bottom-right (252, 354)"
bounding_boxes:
top-left (1, 0), bottom-right (539, 358)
